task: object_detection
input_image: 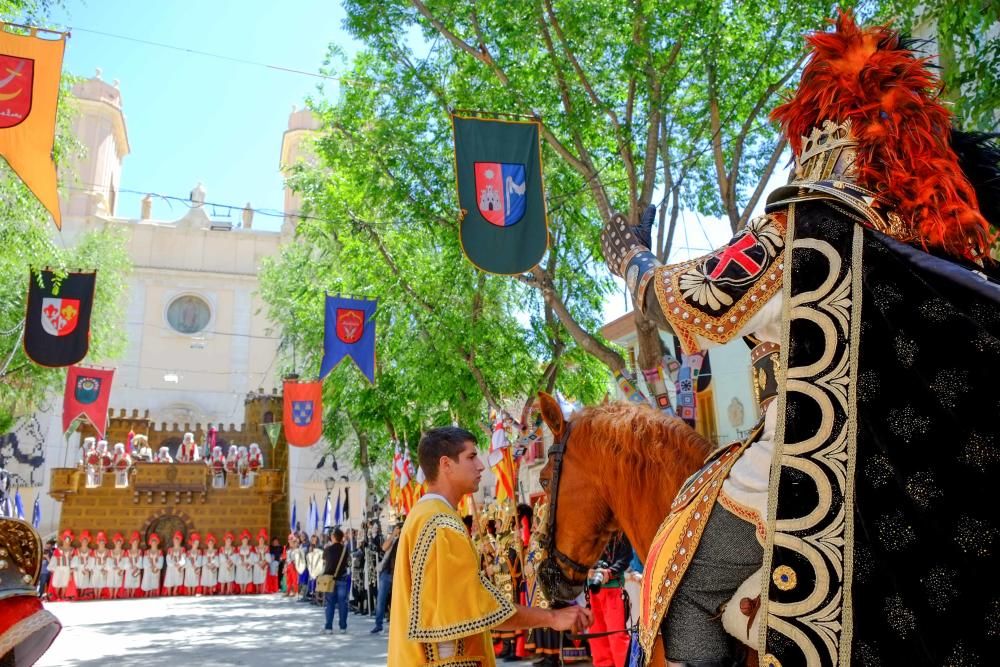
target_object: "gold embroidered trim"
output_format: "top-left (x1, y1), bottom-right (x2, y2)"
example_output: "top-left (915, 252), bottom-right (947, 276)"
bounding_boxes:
top-left (758, 203), bottom-right (798, 653)
top-left (839, 223), bottom-right (864, 666)
top-left (718, 492), bottom-right (767, 545)
top-left (408, 512), bottom-right (515, 642)
top-left (653, 213), bottom-right (787, 355)
top-left (638, 442), bottom-right (750, 659)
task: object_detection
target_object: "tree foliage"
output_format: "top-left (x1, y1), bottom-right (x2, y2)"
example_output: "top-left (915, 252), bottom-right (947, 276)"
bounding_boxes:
top-left (0, 3), bottom-right (132, 431)
top-left (264, 1), bottom-right (996, 495)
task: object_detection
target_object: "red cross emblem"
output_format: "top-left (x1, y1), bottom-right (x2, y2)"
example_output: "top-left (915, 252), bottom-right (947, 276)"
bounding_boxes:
top-left (707, 232), bottom-right (763, 280)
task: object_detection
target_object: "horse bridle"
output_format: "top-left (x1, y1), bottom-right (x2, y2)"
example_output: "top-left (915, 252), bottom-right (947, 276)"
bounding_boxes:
top-left (540, 421), bottom-right (592, 580)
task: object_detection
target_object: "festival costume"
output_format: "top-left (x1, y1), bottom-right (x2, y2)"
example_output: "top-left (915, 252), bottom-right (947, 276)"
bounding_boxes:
top-left (154, 447), bottom-right (173, 464)
top-left (601, 12), bottom-right (1000, 666)
top-left (140, 536), bottom-right (163, 596)
top-left (487, 501), bottom-right (523, 660)
top-left (234, 536), bottom-right (255, 592)
top-left (177, 432), bottom-right (200, 463)
top-left (0, 518), bottom-right (62, 664)
top-left (49, 533), bottom-right (74, 600)
top-left (200, 546), bottom-right (219, 593)
top-left (218, 540), bottom-right (237, 590)
top-left (70, 535), bottom-right (94, 600)
top-left (523, 503), bottom-right (587, 665)
top-left (253, 531), bottom-right (272, 593)
top-left (247, 443), bottom-right (263, 485)
top-left (121, 541), bottom-right (143, 596)
top-left (108, 540), bottom-right (126, 598)
top-left (210, 446), bottom-right (226, 488)
top-left (183, 535), bottom-right (203, 594)
top-left (90, 535), bottom-right (114, 600)
top-left (112, 444), bottom-right (132, 488)
top-left (287, 541), bottom-right (304, 596)
top-left (306, 544), bottom-right (324, 598)
top-left (388, 495), bottom-right (515, 667)
top-left (163, 533), bottom-right (186, 594)
top-left (83, 440), bottom-right (101, 487)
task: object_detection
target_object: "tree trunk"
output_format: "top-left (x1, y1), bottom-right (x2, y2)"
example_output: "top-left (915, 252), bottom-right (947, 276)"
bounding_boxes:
top-left (633, 308), bottom-right (665, 371)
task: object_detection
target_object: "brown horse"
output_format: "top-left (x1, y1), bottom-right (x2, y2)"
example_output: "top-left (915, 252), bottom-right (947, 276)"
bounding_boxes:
top-left (533, 391), bottom-right (716, 665)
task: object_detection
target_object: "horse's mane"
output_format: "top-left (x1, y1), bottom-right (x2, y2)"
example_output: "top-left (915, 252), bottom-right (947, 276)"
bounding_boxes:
top-left (569, 401), bottom-right (713, 490)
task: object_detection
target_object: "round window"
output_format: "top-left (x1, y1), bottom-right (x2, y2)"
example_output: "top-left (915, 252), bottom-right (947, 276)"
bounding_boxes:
top-left (166, 295), bottom-right (211, 334)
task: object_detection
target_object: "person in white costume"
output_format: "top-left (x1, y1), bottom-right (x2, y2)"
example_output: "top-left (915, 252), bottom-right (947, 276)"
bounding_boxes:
top-left (154, 447), bottom-right (174, 464)
top-left (90, 531), bottom-right (114, 599)
top-left (234, 530), bottom-right (255, 594)
top-left (252, 529), bottom-right (271, 593)
top-left (133, 434), bottom-right (153, 463)
top-left (140, 534), bottom-right (164, 596)
top-left (218, 532), bottom-right (237, 595)
top-left (183, 533), bottom-right (203, 595)
top-left (236, 446), bottom-right (251, 488)
top-left (121, 532), bottom-right (144, 597)
top-left (70, 530), bottom-right (94, 600)
top-left (49, 530), bottom-right (74, 600)
top-left (112, 443), bottom-right (132, 488)
top-left (247, 443), bottom-right (264, 485)
top-left (177, 432), bottom-right (200, 463)
top-left (163, 531), bottom-right (186, 596)
top-left (200, 533), bottom-right (220, 594)
top-left (83, 438), bottom-right (100, 487)
top-left (108, 533), bottom-right (127, 598)
top-left (306, 535), bottom-right (324, 603)
top-left (97, 439), bottom-right (112, 472)
top-left (225, 445), bottom-right (238, 476)
top-left (209, 445), bottom-right (226, 488)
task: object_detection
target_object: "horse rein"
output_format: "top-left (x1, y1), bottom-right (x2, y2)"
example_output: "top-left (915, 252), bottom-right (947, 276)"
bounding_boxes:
top-left (543, 420), bottom-right (639, 644)
top-left (541, 420), bottom-right (593, 579)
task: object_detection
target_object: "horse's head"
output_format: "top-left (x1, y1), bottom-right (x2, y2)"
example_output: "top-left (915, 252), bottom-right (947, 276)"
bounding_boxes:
top-left (534, 391), bottom-right (614, 601)
top-left (533, 391), bottom-right (713, 603)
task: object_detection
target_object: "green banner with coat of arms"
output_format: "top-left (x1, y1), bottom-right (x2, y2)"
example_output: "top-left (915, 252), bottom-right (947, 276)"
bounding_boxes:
top-left (452, 114), bottom-right (548, 275)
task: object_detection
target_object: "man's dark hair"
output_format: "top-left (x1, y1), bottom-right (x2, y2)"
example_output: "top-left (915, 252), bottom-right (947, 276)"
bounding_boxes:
top-left (332, 528), bottom-right (344, 542)
top-left (418, 426), bottom-right (477, 482)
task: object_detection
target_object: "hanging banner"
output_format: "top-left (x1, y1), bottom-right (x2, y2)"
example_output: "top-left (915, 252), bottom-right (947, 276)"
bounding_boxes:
top-left (319, 295), bottom-right (377, 383)
top-left (24, 269), bottom-right (96, 367)
top-left (451, 114), bottom-right (548, 274)
top-left (262, 421), bottom-right (282, 448)
top-left (282, 379), bottom-right (323, 447)
top-left (62, 365), bottom-right (114, 437)
top-left (0, 26), bottom-right (67, 227)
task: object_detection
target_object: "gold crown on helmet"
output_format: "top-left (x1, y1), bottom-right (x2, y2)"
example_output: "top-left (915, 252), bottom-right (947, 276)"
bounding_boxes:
top-left (793, 119), bottom-right (859, 183)
top-left (0, 518), bottom-right (43, 601)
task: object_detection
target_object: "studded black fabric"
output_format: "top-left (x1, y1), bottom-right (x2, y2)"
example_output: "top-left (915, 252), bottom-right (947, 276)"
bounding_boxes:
top-left (764, 200), bottom-right (1000, 667)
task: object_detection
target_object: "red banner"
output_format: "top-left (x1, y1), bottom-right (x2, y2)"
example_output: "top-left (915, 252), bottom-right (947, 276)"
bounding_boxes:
top-left (283, 379), bottom-right (323, 447)
top-left (63, 365), bottom-right (114, 436)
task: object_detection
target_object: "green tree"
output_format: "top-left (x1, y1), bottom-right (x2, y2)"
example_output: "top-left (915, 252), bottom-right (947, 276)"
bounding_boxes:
top-left (0, 6), bottom-right (132, 431)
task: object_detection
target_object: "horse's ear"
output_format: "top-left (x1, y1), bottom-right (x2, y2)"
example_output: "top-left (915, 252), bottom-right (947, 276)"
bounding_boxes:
top-left (537, 391), bottom-right (565, 440)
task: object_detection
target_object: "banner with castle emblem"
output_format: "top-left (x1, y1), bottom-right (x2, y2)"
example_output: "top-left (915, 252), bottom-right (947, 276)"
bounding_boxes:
top-left (283, 379), bottom-right (322, 447)
top-left (24, 269), bottom-right (96, 367)
top-left (452, 114), bottom-right (548, 274)
top-left (63, 365), bottom-right (114, 437)
top-left (0, 27), bottom-right (67, 228)
top-left (319, 295), bottom-right (377, 383)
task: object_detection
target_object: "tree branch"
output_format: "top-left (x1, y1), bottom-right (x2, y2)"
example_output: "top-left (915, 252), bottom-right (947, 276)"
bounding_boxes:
top-left (738, 136), bottom-right (787, 230)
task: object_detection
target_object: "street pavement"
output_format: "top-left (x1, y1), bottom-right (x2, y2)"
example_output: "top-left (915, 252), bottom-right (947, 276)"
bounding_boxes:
top-left (37, 594), bottom-right (554, 666)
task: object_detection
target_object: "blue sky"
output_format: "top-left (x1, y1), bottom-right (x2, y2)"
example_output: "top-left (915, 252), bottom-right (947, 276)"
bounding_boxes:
top-left (43, 0), bottom-right (778, 323)
top-left (47, 0), bottom-right (359, 231)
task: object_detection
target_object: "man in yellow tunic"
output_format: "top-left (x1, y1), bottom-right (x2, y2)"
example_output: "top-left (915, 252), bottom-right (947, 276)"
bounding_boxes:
top-left (389, 426), bottom-right (592, 667)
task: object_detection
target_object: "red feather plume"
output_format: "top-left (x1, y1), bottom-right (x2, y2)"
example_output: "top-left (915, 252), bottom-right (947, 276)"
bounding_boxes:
top-left (771, 10), bottom-right (994, 260)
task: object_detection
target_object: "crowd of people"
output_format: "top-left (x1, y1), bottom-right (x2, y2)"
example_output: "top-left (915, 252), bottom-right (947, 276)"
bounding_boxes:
top-left (79, 433), bottom-right (267, 489)
top-left (41, 528), bottom-right (283, 599)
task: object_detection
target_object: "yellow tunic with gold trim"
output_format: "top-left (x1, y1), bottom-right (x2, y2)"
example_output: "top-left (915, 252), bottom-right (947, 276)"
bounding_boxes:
top-left (388, 496), bottom-right (516, 667)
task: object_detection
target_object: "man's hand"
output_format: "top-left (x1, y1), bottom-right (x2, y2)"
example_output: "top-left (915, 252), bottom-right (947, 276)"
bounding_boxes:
top-left (548, 606), bottom-right (593, 634)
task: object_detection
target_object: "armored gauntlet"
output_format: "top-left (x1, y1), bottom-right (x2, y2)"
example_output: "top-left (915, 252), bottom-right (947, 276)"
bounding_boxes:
top-left (600, 205), bottom-right (662, 314)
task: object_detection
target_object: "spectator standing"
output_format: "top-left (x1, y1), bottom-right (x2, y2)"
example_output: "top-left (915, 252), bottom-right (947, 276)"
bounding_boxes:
top-left (321, 529), bottom-right (350, 634)
top-left (371, 520), bottom-right (401, 634)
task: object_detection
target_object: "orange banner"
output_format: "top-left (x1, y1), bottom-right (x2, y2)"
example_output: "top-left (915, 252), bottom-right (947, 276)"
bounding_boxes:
top-left (0, 26), bottom-right (66, 227)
